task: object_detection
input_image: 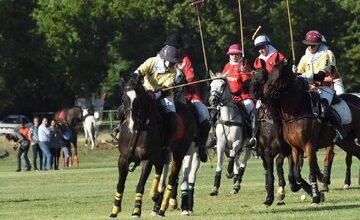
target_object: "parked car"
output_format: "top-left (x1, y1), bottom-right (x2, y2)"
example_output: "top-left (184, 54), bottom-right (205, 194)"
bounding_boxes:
top-left (0, 115), bottom-right (33, 135)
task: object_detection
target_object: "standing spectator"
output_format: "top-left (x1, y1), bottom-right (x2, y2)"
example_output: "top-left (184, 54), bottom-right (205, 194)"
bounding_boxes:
top-left (5, 132), bottom-right (31, 172)
top-left (29, 117), bottom-right (42, 171)
top-left (38, 118), bottom-right (51, 171)
top-left (60, 124), bottom-right (72, 167)
top-left (49, 120), bottom-right (61, 170)
top-left (18, 120), bottom-right (31, 171)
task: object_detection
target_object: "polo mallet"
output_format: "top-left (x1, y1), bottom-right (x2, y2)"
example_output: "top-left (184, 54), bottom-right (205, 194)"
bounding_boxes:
top-left (286, 0), bottom-right (296, 64)
top-left (237, 0), bottom-right (245, 58)
top-left (190, 0), bottom-right (209, 74)
top-left (252, 25), bottom-right (262, 41)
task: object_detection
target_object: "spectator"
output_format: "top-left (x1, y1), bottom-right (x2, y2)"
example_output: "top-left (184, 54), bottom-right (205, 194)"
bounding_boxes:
top-left (59, 124), bottom-right (72, 167)
top-left (18, 120), bottom-right (32, 171)
top-left (49, 120), bottom-right (61, 170)
top-left (29, 117), bottom-right (42, 171)
top-left (5, 132), bottom-right (31, 172)
top-left (38, 118), bottom-right (51, 171)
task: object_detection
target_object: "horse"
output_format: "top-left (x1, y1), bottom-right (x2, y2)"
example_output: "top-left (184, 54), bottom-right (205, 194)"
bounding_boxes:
top-left (54, 106), bottom-right (83, 166)
top-left (109, 76), bottom-right (196, 218)
top-left (208, 73), bottom-right (252, 196)
top-left (252, 58), bottom-right (360, 205)
top-left (82, 109), bottom-right (98, 150)
top-left (251, 103), bottom-right (303, 206)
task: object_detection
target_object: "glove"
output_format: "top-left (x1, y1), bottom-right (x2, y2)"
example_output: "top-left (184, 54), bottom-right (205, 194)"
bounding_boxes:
top-left (174, 68), bottom-right (184, 85)
top-left (292, 65), bottom-right (297, 74)
top-left (313, 71), bottom-right (326, 81)
top-left (160, 89), bottom-right (171, 98)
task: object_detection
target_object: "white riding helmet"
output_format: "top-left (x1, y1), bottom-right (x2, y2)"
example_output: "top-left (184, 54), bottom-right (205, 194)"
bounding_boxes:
top-left (254, 35), bottom-right (271, 48)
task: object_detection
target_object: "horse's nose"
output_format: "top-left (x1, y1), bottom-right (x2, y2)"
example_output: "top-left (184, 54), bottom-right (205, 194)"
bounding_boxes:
top-left (208, 96), bottom-right (216, 106)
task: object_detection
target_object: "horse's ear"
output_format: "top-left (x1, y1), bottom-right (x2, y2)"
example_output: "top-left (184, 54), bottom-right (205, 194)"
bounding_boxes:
top-left (275, 53), bottom-right (280, 65)
top-left (260, 59), bottom-right (266, 70)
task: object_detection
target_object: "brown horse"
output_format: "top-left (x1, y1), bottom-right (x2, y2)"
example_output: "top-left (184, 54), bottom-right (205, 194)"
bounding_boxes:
top-left (109, 77), bottom-right (196, 218)
top-left (54, 106), bottom-right (83, 166)
top-left (252, 60), bottom-right (360, 205)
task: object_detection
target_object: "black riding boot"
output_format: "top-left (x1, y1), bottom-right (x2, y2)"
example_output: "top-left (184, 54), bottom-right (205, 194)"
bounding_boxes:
top-left (328, 109), bottom-right (344, 143)
top-left (110, 105), bottom-right (126, 143)
top-left (245, 107), bottom-right (259, 151)
top-left (320, 98), bottom-right (344, 142)
top-left (196, 120), bottom-right (211, 163)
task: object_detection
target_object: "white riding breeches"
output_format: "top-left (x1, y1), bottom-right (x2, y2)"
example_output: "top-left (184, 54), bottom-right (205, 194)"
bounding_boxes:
top-left (191, 100), bottom-right (210, 123)
top-left (242, 99), bottom-right (255, 116)
top-left (318, 86), bottom-right (335, 105)
top-left (160, 94), bottom-right (176, 113)
top-left (333, 78), bottom-right (345, 95)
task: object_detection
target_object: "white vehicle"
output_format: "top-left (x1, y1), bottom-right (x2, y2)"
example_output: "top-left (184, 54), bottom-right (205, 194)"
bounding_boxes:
top-left (0, 115), bottom-right (33, 135)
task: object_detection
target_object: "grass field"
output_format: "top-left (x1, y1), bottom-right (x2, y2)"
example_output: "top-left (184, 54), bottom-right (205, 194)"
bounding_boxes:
top-left (0, 133), bottom-right (359, 220)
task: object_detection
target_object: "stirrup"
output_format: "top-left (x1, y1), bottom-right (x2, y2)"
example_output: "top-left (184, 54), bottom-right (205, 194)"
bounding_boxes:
top-left (245, 137), bottom-right (257, 149)
top-left (333, 130), bottom-right (343, 143)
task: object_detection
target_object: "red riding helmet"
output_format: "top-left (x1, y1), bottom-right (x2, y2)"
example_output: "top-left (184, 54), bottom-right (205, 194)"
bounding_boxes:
top-left (226, 43), bottom-right (243, 55)
top-left (302, 30), bottom-right (322, 46)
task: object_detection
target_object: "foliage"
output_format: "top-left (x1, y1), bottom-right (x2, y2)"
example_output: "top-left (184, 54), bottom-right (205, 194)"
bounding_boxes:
top-left (0, 0), bottom-right (359, 114)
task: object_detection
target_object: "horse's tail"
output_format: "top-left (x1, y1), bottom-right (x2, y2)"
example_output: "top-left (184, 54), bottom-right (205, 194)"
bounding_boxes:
top-left (90, 119), bottom-right (96, 138)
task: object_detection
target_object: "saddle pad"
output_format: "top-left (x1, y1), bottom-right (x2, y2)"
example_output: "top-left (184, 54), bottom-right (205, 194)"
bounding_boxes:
top-left (331, 99), bottom-right (352, 125)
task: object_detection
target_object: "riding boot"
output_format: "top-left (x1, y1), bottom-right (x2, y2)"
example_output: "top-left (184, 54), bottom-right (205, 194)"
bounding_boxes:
top-left (196, 120), bottom-right (211, 163)
top-left (245, 108), bottom-right (259, 151)
top-left (327, 109), bottom-right (345, 143)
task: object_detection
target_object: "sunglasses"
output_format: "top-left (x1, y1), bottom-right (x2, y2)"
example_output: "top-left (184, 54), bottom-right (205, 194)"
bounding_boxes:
top-left (308, 45), bottom-right (318, 48)
top-left (256, 45), bottom-right (266, 50)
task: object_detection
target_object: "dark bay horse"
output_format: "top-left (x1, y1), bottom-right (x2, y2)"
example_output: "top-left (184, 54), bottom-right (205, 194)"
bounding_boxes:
top-left (253, 60), bottom-right (360, 205)
top-left (54, 106), bottom-right (83, 166)
top-left (109, 77), bottom-right (196, 218)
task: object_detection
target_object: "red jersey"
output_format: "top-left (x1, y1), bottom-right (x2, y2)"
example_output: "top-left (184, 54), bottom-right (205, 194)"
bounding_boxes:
top-left (18, 127), bottom-right (30, 141)
top-left (253, 52), bottom-right (286, 73)
top-left (178, 54), bottom-right (202, 101)
top-left (222, 60), bottom-right (253, 102)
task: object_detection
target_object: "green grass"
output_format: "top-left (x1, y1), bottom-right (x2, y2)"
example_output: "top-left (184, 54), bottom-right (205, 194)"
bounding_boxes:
top-left (0, 133), bottom-right (359, 220)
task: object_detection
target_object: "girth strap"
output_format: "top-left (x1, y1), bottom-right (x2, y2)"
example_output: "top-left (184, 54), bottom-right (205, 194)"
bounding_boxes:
top-left (219, 120), bottom-right (242, 127)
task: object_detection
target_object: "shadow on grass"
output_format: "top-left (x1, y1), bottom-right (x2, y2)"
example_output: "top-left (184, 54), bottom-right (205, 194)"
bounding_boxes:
top-left (257, 204), bottom-right (360, 214)
top-left (331, 186), bottom-right (360, 191)
top-left (0, 198), bottom-right (47, 204)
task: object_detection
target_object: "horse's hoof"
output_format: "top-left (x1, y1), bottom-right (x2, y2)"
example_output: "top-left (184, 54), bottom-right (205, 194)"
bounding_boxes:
top-left (109, 213), bottom-right (117, 218)
top-left (290, 184), bottom-right (301, 193)
top-left (131, 214), bottom-right (140, 219)
top-left (150, 211), bottom-right (157, 216)
top-left (169, 198), bottom-right (177, 211)
top-left (131, 210), bottom-right (141, 218)
top-left (209, 189), bottom-right (218, 196)
top-left (320, 192), bottom-right (325, 203)
top-left (180, 210), bottom-right (189, 216)
top-left (157, 210), bottom-right (165, 217)
top-left (262, 200), bottom-right (273, 207)
top-left (322, 184), bottom-right (329, 192)
top-left (226, 171), bottom-right (234, 179)
top-left (230, 189), bottom-right (239, 195)
top-left (343, 184), bottom-right (350, 190)
top-left (276, 187), bottom-right (285, 201)
top-left (311, 202), bottom-right (320, 207)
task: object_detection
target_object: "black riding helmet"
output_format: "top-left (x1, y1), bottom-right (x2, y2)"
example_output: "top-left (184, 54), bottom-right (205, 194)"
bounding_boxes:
top-left (164, 30), bottom-right (183, 49)
top-left (159, 45), bottom-right (182, 64)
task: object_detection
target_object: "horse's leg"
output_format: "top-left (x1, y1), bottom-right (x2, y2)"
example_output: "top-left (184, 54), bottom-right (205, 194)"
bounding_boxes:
top-left (287, 154), bottom-right (301, 192)
top-left (184, 145), bottom-right (200, 215)
top-left (210, 142), bottom-right (224, 196)
top-left (262, 148), bottom-right (275, 206)
top-left (292, 149), bottom-right (312, 196)
top-left (72, 130), bottom-right (79, 166)
top-left (158, 150), bottom-right (185, 217)
top-left (131, 160), bottom-right (153, 218)
top-left (306, 144), bottom-right (322, 204)
top-left (151, 162), bottom-right (167, 215)
top-left (109, 155), bottom-right (129, 218)
top-left (177, 145), bottom-right (192, 214)
top-left (275, 153), bottom-right (286, 201)
top-left (232, 148), bottom-right (251, 195)
top-left (322, 145), bottom-right (335, 192)
top-left (344, 153), bottom-right (352, 189)
top-left (83, 122), bottom-right (88, 146)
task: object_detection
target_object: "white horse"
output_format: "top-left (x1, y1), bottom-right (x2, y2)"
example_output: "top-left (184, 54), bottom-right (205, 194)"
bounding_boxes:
top-left (208, 73), bottom-right (252, 195)
top-left (82, 109), bottom-right (98, 149)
